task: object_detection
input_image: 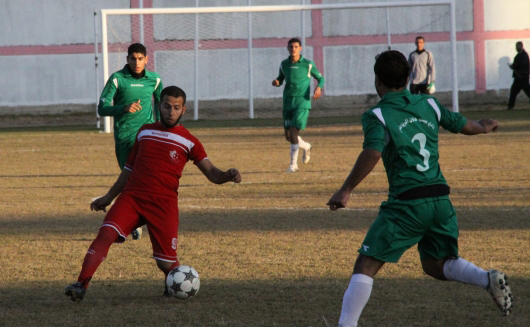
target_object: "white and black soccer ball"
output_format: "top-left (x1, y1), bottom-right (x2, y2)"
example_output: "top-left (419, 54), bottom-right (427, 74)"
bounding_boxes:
top-left (166, 265), bottom-right (200, 299)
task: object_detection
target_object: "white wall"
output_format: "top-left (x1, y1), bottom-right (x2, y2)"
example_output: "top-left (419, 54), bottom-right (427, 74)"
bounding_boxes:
top-left (324, 41), bottom-right (475, 96)
top-left (484, 0), bottom-right (530, 31)
top-left (485, 39), bottom-right (530, 91)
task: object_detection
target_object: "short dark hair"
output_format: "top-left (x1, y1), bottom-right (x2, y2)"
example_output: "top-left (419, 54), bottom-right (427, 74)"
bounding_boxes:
top-left (288, 38), bottom-right (302, 47)
top-left (516, 41), bottom-right (523, 47)
top-left (161, 86), bottom-right (187, 105)
top-left (374, 50), bottom-right (410, 89)
top-left (128, 43), bottom-right (147, 57)
top-left (415, 36), bottom-right (424, 42)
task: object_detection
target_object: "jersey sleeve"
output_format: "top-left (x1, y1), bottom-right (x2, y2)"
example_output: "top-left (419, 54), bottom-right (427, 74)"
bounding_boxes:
top-left (276, 64), bottom-right (285, 86)
top-left (361, 110), bottom-right (386, 153)
top-left (427, 51), bottom-right (436, 84)
top-left (310, 62), bottom-right (325, 88)
top-left (153, 77), bottom-right (163, 121)
top-left (98, 74), bottom-right (125, 117)
top-left (436, 99), bottom-right (467, 133)
top-left (123, 130), bottom-right (141, 171)
top-left (189, 138), bottom-right (208, 165)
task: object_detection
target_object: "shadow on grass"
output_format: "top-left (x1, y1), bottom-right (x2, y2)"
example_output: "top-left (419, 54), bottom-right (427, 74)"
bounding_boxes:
top-left (0, 277), bottom-right (527, 327)
top-left (1, 207), bottom-right (529, 236)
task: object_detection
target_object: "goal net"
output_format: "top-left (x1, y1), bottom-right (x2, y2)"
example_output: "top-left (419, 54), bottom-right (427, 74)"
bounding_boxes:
top-left (100, 1), bottom-right (458, 133)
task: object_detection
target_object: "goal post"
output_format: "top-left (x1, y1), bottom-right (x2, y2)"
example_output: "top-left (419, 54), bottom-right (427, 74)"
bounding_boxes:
top-left (100, 0), bottom-right (458, 133)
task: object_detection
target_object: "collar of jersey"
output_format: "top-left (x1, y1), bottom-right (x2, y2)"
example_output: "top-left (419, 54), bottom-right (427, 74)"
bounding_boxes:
top-left (380, 89), bottom-right (411, 102)
top-left (121, 64), bottom-right (150, 79)
top-left (288, 55), bottom-right (304, 63)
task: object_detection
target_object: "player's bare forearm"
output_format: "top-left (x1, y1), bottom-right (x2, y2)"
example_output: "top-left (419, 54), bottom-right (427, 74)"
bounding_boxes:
top-left (327, 149), bottom-right (381, 210)
top-left (91, 169), bottom-right (131, 211)
top-left (198, 159), bottom-right (242, 184)
top-left (460, 118), bottom-right (499, 135)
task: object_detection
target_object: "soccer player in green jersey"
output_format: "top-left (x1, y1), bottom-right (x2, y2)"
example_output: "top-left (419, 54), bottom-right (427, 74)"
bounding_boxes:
top-left (327, 51), bottom-right (513, 327)
top-left (98, 43), bottom-right (163, 240)
top-left (272, 38), bottom-right (325, 172)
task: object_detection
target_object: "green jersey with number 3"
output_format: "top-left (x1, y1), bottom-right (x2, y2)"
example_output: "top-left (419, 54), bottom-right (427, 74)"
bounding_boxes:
top-left (362, 89), bottom-right (467, 197)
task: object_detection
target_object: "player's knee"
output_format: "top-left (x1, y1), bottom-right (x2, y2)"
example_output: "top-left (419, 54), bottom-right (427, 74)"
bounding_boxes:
top-left (421, 259), bottom-right (447, 280)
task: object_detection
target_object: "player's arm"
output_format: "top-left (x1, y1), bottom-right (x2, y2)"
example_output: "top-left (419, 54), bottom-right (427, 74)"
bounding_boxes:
top-left (153, 79), bottom-right (163, 121)
top-left (327, 149), bottom-right (381, 211)
top-left (272, 65), bottom-right (285, 87)
top-left (98, 76), bottom-right (142, 116)
top-left (427, 52), bottom-right (435, 85)
top-left (459, 118), bottom-right (498, 135)
top-left (310, 64), bottom-right (325, 99)
top-left (197, 159), bottom-right (241, 184)
top-left (90, 169), bottom-right (131, 212)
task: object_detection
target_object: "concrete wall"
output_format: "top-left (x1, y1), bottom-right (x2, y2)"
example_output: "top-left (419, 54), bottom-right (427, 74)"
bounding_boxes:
top-left (0, 0), bottom-right (530, 114)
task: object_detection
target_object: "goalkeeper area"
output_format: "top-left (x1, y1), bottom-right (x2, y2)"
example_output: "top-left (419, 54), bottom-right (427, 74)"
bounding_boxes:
top-left (0, 109), bottom-right (529, 326)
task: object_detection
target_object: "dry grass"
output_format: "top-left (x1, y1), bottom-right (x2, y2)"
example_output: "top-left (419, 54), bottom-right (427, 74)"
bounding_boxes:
top-left (0, 110), bottom-right (529, 327)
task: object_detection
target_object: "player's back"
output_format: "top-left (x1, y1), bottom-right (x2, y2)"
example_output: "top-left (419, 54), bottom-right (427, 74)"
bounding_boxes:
top-left (363, 90), bottom-right (466, 197)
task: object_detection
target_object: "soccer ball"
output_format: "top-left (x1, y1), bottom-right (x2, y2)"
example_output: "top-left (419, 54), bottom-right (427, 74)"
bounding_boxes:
top-left (166, 265), bottom-right (200, 299)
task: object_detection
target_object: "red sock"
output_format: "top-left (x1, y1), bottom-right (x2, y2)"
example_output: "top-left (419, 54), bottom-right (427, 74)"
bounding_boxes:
top-left (77, 226), bottom-right (118, 288)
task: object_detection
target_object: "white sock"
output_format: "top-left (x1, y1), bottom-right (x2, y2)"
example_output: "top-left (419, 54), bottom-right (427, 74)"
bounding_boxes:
top-left (297, 136), bottom-right (310, 150)
top-left (338, 274), bottom-right (373, 327)
top-left (290, 144), bottom-right (299, 166)
top-left (443, 258), bottom-right (489, 289)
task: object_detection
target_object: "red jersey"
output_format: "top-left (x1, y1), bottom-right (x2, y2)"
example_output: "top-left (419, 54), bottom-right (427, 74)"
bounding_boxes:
top-left (123, 122), bottom-right (207, 199)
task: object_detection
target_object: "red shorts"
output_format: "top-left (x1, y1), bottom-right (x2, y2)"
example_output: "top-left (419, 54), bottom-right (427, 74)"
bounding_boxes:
top-left (101, 192), bottom-right (179, 262)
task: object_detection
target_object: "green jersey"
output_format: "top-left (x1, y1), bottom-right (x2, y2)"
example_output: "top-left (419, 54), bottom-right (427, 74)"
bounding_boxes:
top-left (98, 65), bottom-right (163, 143)
top-left (362, 90), bottom-right (467, 197)
top-left (276, 55), bottom-right (325, 111)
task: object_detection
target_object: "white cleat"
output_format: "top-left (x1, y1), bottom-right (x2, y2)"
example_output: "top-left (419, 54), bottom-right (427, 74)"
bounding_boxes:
top-left (302, 144), bottom-right (312, 164)
top-left (132, 227), bottom-right (143, 240)
top-left (286, 165), bottom-right (299, 173)
top-left (486, 270), bottom-right (514, 316)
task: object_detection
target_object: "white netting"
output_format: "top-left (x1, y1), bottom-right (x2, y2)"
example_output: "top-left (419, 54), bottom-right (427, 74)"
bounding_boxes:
top-left (102, 1), bottom-right (457, 125)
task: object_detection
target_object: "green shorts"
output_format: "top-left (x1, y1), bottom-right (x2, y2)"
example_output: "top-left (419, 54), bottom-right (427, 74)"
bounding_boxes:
top-left (283, 108), bottom-right (310, 130)
top-left (358, 195), bottom-right (459, 262)
top-left (114, 136), bottom-right (135, 170)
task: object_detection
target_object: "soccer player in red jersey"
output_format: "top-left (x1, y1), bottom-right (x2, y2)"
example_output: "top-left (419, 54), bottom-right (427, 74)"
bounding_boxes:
top-left (65, 86), bottom-right (242, 302)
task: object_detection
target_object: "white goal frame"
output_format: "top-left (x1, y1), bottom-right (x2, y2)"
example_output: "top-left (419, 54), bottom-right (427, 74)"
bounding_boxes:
top-left (100, 0), bottom-right (458, 133)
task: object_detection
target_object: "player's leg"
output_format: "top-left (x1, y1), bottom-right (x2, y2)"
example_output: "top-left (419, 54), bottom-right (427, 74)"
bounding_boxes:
top-left (418, 197), bottom-right (514, 316)
top-left (116, 138), bottom-right (144, 240)
top-left (418, 83), bottom-right (429, 94)
top-left (338, 254), bottom-right (384, 327)
top-left (508, 79), bottom-right (522, 109)
top-left (521, 80), bottom-right (530, 100)
top-left (283, 111), bottom-right (298, 172)
top-left (65, 194), bottom-right (142, 302)
top-left (338, 200), bottom-right (424, 327)
top-left (410, 84), bottom-right (420, 94)
top-left (292, 108), bottom-right (312, 164)
top-left (141, 195), bottom-right (180, 295)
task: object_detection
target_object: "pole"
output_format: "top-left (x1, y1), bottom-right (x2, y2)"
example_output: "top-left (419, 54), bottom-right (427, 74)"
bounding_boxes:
top-left (139, 0), bottom-right (145, 44)
top-left (94, 10), bottom-right (100, 129)
top-left (248, 0), bottom-right (254, 119)
top-left (385, 7), bottom-right (391, 50)
top-left (194, 0), bottom-right (199, 120)
top-left (449, 0), bottom-right (459, 112)
top-left (301, 0), bottom-right (306, 49)
top-left (101, 11), bottom-right (112, 133)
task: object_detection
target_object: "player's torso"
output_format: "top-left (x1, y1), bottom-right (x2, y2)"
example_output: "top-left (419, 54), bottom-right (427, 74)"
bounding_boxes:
top-left (282, 58), bottom-right (313, 98)
top-left (111, 71), bottom-right (161, 134)
top-left (125, 125), bottom-right (198, 198)
top-left (372, 93), bottom-right (446, 195)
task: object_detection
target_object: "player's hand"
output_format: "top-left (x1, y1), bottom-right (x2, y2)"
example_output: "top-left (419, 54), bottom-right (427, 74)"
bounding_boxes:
top-left (478, 119), bottom-right (499, 133)
top-left (272, 79), bottom-right (280, 87)
top-left (124, 99), bottom-right (142, 113)
top-left (90, 195), bottom-right (113, 212)
top-left (226, 168), bottom-right (242, 183)
top-left (326, 189), bottom-right (350, 211)
top-left (313, 87), bottom-right (322, 100)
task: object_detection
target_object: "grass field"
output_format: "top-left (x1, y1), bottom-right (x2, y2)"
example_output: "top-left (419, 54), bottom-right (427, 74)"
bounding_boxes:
top-left (0, 109), bottom-right (529, 327)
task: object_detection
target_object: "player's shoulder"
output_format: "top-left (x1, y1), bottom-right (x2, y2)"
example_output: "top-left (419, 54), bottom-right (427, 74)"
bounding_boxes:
top-left (145, 69), bottom-right (162, 79)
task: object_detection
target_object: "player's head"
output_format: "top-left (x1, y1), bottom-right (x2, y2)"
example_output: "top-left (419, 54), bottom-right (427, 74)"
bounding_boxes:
top-left (127, 43), bottom-right (148, 74)
top-left (159, 86), bottom-right (187, 128)
top-left (516, 41), bottom-right (524, 52)
top-left (287, 38), bottom-right (302, 58)
top-left (415, 36), bottom-right (425, 51)
top-left (374, 50), bottom-right (409, 95)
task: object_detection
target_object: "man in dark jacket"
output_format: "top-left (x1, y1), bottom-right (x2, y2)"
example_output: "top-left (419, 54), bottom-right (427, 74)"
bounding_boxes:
top-left (508, 41), bottom-right (530, 110)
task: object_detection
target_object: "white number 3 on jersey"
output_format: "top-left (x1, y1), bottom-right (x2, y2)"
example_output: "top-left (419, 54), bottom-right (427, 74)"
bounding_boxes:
top-left (411, 133), bottom-right (430, 172)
